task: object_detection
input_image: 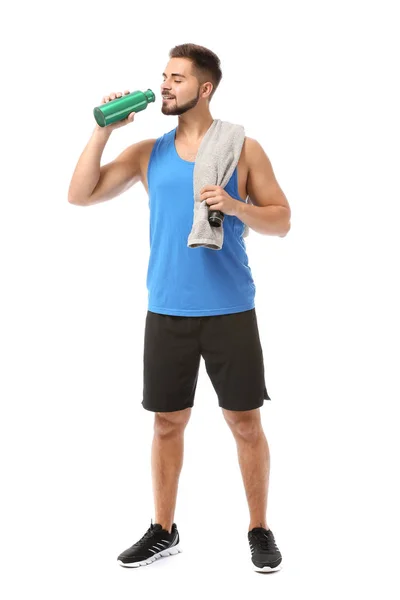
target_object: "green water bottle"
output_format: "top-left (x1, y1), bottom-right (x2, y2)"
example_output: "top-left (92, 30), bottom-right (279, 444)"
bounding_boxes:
top-left (93, 89), bottom-right (156, 127)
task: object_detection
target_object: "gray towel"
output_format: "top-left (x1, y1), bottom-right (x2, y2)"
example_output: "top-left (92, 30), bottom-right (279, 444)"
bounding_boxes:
top-left (187, 119), bottom-right (249, 250)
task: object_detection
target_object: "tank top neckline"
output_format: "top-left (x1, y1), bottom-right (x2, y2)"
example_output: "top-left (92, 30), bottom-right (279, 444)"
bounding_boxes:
top-left (172, 128), bottom-right (198, 165)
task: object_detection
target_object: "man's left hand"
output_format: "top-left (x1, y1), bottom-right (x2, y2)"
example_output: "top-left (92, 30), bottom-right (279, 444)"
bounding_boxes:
top-left (200, 185), bottom-right (240, 217)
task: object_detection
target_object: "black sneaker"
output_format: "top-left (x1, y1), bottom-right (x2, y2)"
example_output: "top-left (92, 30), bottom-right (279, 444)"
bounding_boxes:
top-left (117, 520), bottom-right (181, 568)
top-left (248, 526), bottom-right (282, 572)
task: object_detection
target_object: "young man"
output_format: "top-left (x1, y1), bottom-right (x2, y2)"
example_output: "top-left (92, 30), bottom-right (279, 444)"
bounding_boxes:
top-left (68, 43), bottom-right (291, 573)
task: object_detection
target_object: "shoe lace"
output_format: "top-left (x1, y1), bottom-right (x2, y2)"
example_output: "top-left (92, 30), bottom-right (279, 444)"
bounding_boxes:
top-left (131, 520), bottom-right (158, 547)
top-left (251, 530), bottom-right (277, 552)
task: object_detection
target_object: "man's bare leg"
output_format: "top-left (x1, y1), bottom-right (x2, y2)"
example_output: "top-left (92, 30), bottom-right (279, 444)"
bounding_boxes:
top-left (222, 408), bottom-right (270, 531)
top-left (151, 407), bottom-right (192, 533)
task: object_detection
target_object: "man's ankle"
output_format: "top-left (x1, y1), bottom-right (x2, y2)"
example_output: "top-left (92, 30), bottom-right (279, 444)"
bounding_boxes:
top-left (249, 523), bottom-right (269, 531)
top-left (156, 522), bottom-right (172, 533)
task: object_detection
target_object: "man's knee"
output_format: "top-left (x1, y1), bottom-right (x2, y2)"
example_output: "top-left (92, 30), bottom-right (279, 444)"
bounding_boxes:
top-left (222, 407), bottom-right (262, 439)
top-left (154, 407), bottom-right (192, 435)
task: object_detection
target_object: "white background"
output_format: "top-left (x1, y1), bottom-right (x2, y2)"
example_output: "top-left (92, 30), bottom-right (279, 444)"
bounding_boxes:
top-left (1, 0), bottom-right (399, 597)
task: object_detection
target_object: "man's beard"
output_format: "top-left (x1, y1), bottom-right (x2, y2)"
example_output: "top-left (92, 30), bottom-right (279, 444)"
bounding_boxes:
top-left (161, 88), bottom-right (201, 116)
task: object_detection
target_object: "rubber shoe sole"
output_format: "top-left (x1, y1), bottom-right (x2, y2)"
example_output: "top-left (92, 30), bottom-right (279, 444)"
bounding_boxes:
top-left (252, 557), bottom-right (282, 572)
top-left (117, 543), bottom-right (182, 568)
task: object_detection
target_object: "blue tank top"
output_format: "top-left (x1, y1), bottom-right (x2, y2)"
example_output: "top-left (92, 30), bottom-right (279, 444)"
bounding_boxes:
top-left (146, 126), bottom-right (256, 316)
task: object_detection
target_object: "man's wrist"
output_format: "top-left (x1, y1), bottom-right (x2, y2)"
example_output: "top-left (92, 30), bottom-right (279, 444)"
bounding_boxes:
top-left (233, 200), bottom-right (245, 218)
top-left (94, 125), bottom-right (112, 140)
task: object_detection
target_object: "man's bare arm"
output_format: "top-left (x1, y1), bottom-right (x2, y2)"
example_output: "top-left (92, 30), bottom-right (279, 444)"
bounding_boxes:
top-left (67, 128), bottom-right (152, 206)
top-left (68, 126), bottom-right (113, 205)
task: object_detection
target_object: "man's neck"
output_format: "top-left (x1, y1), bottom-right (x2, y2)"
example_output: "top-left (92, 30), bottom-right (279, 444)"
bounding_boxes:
top-left (176, 115), bottom-right (214, 143)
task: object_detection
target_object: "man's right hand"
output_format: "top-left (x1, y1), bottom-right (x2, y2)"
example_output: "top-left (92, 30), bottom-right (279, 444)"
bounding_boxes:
top-left (96, 90), bottom-right (136, 132)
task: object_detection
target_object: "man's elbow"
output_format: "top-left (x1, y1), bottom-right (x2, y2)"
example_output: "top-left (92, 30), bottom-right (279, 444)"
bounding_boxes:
top-left (279, 219), bottom-right (291, 237)
top-left (68, 196), bottom-right (88, 206)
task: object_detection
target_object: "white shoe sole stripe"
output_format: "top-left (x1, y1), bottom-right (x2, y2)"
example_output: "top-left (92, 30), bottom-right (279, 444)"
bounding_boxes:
top-left (118, 543), bottom-right (182, 567)
top-left (253, 563), bottom-right (282, 572)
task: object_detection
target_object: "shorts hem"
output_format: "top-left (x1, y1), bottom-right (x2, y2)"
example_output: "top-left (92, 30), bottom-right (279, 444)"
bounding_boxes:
top-left (142, 402), bottom-right (194, 413)
top-left (219, 400), bottom-right (266, 411)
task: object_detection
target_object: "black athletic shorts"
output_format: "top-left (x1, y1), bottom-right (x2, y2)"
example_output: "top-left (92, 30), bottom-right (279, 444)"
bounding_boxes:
top-left (142, 308), bottom-right (271, 412)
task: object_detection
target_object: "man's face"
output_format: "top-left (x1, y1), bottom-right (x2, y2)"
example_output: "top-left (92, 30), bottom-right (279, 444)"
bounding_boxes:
top-left (161, 59), bottom-right (204, 116)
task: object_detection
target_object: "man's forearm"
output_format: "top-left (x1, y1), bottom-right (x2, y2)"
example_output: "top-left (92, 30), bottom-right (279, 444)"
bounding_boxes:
top-left (234, 202), bottom-right (290, 237)
top-left (68, 126), bottom-right (112, 204)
